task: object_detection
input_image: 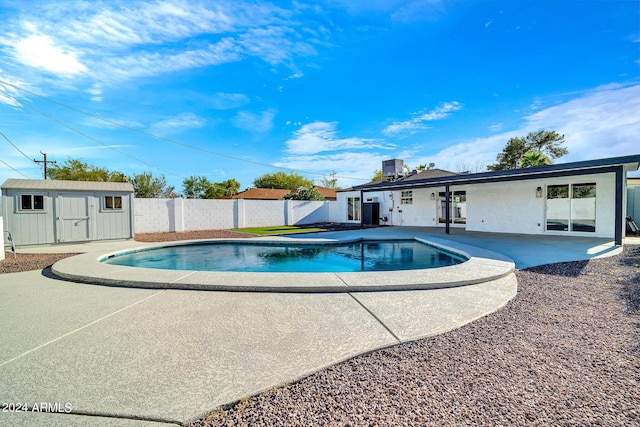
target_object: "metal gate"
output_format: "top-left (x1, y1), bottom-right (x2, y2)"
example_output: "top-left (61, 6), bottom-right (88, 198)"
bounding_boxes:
top-left (58, 193), bottom-right (93, 242)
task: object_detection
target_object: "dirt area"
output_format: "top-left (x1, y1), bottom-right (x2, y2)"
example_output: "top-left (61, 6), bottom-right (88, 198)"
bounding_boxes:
top-left (0, 252), bottom-right (79, 274)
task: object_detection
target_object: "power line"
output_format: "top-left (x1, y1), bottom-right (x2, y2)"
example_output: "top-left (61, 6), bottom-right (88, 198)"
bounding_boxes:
top-left (0, 130), bottom-right (32, 161)
top-left (0, 158), bottom-right (29, 178)
top-left (0, 89), bottom-right (186, 181)
top-left (0, 79), bottom-right (370, 181)
top-left (33, 151), bottom-right (56, 179)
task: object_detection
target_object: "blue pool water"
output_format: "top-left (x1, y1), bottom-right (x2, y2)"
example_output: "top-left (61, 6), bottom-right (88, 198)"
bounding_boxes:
top-left (103, 240), bottom-right (467, 273)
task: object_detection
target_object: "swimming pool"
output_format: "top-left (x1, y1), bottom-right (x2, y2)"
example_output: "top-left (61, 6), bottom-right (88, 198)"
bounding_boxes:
top-left (102, 239), bottom-right (467, 273)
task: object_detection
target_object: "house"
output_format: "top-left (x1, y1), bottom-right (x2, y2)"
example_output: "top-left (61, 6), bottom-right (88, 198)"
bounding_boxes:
top-left (1, 179), bottom-right (135, 247)
top-left (337, 155), bottom-right (640, 245)
top-left (225, 186), bottom-right (337, 201)
top-left (227, 188), bottom-right (291, 200)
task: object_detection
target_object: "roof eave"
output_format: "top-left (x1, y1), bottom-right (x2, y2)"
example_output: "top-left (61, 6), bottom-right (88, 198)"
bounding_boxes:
top-left (351, 154), bottom-right (640, 192)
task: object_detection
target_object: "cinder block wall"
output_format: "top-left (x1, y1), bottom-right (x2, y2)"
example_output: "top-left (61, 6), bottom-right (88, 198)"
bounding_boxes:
top-left (0, 216), bottom-right (5, 260)
top-left (182, 199), bottom-right (236, 231)
top-left (134, 199), bottom-right (337, 233)
top-left (133, 199), bottom-right (173, 233)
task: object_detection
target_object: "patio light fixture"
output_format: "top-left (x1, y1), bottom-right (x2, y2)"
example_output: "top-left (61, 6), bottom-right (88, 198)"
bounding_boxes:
top-left (536, 186), bottom-right (543, 198)
top-left (430, 192), bottom-right (435, 200)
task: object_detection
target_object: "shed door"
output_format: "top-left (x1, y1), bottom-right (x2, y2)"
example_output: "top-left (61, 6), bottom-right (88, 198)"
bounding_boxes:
top-left (58, 193), bottom-right (93, 242)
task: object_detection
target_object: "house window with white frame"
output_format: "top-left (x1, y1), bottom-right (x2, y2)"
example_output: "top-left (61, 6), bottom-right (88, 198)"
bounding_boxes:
top-left (400, 191), bottom-right (413, 204)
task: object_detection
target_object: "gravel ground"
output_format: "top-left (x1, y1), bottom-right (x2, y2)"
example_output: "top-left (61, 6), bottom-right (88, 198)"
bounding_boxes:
top-left (0, 252), bottom-right (78, 274)
top-left (190, 246), bottom-right (640, 427)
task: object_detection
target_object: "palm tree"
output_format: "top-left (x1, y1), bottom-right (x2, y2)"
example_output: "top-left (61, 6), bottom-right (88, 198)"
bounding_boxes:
top-left (520, 151), bottom-right (551, 168)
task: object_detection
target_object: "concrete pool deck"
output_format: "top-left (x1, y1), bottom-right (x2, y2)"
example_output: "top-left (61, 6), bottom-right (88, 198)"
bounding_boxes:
top-left (0, 228), bottom-right (627, 426)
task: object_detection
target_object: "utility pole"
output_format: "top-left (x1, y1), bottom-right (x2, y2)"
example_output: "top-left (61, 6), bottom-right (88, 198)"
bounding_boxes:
top-left (34, 151), bottom-right (56, 179)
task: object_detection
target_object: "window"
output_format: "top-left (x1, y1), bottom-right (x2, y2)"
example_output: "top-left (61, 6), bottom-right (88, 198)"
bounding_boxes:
top-left (347, 197), bottom-right (360, 221)
top-left (20, 194), bottom-right (44, 211)
top-left (546, 183), bottom-right (595, 232)
top-left (104, 196), bottom-right (123, 210)
top-left (400, 191), bottom-right (413, 204)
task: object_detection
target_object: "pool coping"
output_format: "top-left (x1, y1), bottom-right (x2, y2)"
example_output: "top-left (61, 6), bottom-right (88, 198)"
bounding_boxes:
top-left (51, 235), bottom-right (515, 293)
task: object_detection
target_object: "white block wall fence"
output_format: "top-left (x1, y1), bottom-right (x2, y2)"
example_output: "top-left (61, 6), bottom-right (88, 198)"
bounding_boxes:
top-left (134, 198), bottom-right (341, 234)
top-left (0, 217), bottom-right (5, 261)
top-left (629, 186), bottom-right (640, 221)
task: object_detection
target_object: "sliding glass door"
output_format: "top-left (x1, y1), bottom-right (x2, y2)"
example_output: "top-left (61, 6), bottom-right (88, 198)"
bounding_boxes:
top-left (438, 191), bottom-right (466, 225)
top-left (546, 183), bottom-right (596, 232)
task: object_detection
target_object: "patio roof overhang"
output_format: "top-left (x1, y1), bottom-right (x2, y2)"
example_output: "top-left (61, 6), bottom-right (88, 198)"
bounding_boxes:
top-left (351, 154), bottom-right (640, 246)
top-left (351, 154), bottom-right (640, 192)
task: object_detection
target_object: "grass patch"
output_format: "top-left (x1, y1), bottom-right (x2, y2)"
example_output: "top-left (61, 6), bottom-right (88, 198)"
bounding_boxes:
top-left (232, 226), bottom-right (325, 235)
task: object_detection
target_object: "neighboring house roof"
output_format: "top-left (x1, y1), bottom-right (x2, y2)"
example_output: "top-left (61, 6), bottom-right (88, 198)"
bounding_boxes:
top-left (1, 179), bottom-right (134, 192)
top-left (351, 154), bottom-right (640, 192)
top-left (228, 186), bottom-right (337, 200)
top-left (230, 188), bottom-right (291, 200)
top-left (290, 185), bottom-right (337, 200)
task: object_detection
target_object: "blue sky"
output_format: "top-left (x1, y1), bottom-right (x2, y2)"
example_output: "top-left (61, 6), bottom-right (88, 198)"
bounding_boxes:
top-left (0, 0), bottom-right (638, 192)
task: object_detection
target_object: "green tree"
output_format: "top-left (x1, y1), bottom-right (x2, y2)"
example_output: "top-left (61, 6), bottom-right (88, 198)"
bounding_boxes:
top-left (130, 172), bottom-right (176, 198)
top-left (320, 171), bottom-right (339, 189)
top-left (183, 176), bottom-right (238, 199)
top-left (183, 176), bottom-right (216, 199)
top-left (487, 130), bottom-right (568, 170)
top-left (371, 169), bottom-right (383, 181)
top-left (404, 163), bottom-right (432, 173)
top-left (253, 171), bottom-right (313, 190)
top-left (283, 186), bottom-right (325, 201)
top-left (520, 151), bottom-right (551, 168)
top-left (48, 159), bottom-right (128, 182)
top-left (220, 178), bottom-right (241, 196)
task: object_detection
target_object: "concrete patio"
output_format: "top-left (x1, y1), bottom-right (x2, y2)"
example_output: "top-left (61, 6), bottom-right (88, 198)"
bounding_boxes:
top-left (0, 228), bottom-right (628, 426)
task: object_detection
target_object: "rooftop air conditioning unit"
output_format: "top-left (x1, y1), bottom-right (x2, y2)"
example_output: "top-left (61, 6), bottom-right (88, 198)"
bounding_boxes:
top-left (382, 159), bottom-right (404, 178)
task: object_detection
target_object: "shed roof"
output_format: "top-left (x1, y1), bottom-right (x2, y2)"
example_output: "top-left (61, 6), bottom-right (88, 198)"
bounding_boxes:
top-left (1, 179), bottom-right (134, 192)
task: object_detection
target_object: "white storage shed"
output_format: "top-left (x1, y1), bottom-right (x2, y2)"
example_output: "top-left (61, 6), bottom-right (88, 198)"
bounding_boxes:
top-left (1, 179), bottom-right (135, 247)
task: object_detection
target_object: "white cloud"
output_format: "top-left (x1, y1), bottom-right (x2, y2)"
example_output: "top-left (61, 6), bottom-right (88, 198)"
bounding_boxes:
top-left (13, 34), bottom-right (87, 76)
top-left (0, 0), bottom-right (322, 98)
top-left (428, 84), bottom-right (640, 172)
top-left (150, 113), bottom-right (206, 131)
top-left (275, 151), bottom-right (390, 187)
top-left (523, 84), bottom-right (640, 161)
top-left (285, 121), bottom-right (387, 155)
top-left (232, 109), bottom-right (276, 133)
top-left (86, 84), bottom-right (103, 102)
top-left (0, 74), bottom-right (24, 107)
top-left (382, 101), bottom-right (462, 136)
top-left (488, 123), bottom-right (504, 132)
top-left (209, 92), bottom-right (250, 110)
